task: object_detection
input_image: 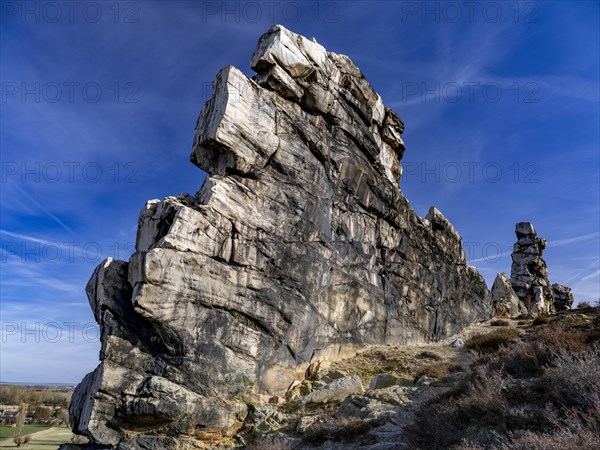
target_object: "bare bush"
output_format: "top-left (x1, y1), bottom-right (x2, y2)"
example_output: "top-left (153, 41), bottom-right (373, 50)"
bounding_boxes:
top-left (532, 314), bottom-right (551, 325)
top-left (543, 346), bottom-right (600, 409)
top-left (533, 326), bottom-right (588, 354)
top-left (466, 328), bottom-right (521, 354)
top-left (414, 361), bottom-right (463, 381)
top-left (503, 428), bottom-right (600, 450)
top-left (405, 323), bottom-right (599, 449)
top-left (303, 415), bottom-right (376, 443)
top-left (248, 435), bottom-right (293, 450)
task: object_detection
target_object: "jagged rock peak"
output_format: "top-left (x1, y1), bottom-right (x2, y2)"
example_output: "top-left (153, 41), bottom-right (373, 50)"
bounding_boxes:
top-left (510, 221), bottom-right (553, 313)
top-left (552, 283), bottom-right (574, 311)
top-left (192, 24), bottom-right (405, 187)
top-left (491, 272), bottom-right (526, 317)
top-left (69, 25), bottom-right (491, 449)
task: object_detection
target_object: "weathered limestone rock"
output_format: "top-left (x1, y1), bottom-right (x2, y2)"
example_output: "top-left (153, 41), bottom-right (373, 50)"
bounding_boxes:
top-left (70, 25), bottom-right (491, 448)
top-left (552, 283), bottom-right (574, 311)
top-left (369, 373), bottom-right (401, 390)
top-left (510, 222), bottom-right (554, 314)
top-left (304, 375), bottom-right (364, 405)
top-left (491, 272), bottom-right (527, 317)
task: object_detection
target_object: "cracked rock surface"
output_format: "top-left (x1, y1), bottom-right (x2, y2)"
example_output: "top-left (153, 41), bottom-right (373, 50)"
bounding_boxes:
top-left (70, 25), bottom-right (492, 449)
top-left (510, 222), bottom-right (554, 314)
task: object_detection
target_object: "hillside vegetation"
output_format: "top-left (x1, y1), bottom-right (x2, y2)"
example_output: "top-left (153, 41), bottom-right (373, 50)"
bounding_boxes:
top-left (244, 306), bottom-right (600, 449)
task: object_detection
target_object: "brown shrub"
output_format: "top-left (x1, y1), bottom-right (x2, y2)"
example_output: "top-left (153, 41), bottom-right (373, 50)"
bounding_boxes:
top-left (404, 333), bottom-right (598, 449)
top-left (532, 326), bottom-right (588, 354)
top-left (533, 314), bottom-right (551, 325)
top-left (483, 341), bottom-right (544, 377)
top-left (491, 319), bottom-right (510, 327)
top-left (417, 351), bottom-right (442, 360)
top-left (578, 301), bottom-right (592, 309)
top-left (502, 400), bottom-right (600, 450)
top-left (466, 328), bottom-right (521, 354)
top-left (414, 361), bottom-right (463, 381)
top-left (303, 415), bottom-right (376, 443)
top-left (480, 325), bottom-right (589, 379)
top-left (405, 367), bottom-right (513, 449)
top-left (543, 347), bottom-right (600, 409)
top-left (503, 428), bottom-right (600, 450)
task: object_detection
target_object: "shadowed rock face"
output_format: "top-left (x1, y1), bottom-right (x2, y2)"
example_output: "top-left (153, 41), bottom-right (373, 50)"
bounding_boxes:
top-left (552, 283), bottom-right (574, 311)
top-left (70, 25), bottom-right (492, 449)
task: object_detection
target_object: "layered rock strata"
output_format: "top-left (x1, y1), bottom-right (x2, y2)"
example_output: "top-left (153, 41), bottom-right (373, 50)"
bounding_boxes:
top-left (510, 222), bottom-right (554, 314)
top-left (552, 283), bottom-right (574, 311)
top-left (70, 25), bottom-right (492, 449)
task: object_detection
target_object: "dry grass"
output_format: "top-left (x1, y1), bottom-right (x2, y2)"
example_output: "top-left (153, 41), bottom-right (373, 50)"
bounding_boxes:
top-left (491, 319), bottom-right (510, 327)
top-left (404, 311), bottom-right (600, 450)
top-left (247, 435), bottom-right (293, 450)
top-left (302, 415), bottom-right (376, 444)
top-left (414, 361), bottom-right (463, 381)
top-left (543, 348), bottom-right (600, 409)
top-left (532, 314), bottom-right (551, 325)
top-left (466, 328), bottom-right (521, 354)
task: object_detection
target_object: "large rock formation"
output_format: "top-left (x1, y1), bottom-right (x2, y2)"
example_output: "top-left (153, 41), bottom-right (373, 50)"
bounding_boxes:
top-left (552, 283), bottom-right (574, 311)
top-left (510, 222), bottom-right (554, 314)
top-left (491, 272), bottom-right (526, 317)
top-left (70, 25), bottom-right (491, 449)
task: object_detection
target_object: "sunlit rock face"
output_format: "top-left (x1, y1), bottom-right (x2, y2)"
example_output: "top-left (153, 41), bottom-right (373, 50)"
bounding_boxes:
top-left (491, 272), bottom-right (527, 317)
top-left (510, 222), bottom-right (554, 314)
top-left (70, 25), bottom-right (492, 449)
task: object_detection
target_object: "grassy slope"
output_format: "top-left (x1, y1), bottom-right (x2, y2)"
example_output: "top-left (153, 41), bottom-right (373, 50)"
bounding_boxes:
top-left (0, 427), bottom-right (75, 449)
top-left (0, 425), bottom-right (51, 439)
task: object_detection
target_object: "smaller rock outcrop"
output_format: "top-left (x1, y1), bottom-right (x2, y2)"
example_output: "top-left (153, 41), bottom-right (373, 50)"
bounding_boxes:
top-left (510, 222), bottom-right (554, 314)
top-left (552, 283), bottom-right (574, 311)
top-left (491, 272), bottom-right (527, 317)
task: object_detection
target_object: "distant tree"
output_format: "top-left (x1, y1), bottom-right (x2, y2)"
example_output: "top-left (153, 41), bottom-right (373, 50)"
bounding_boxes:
top-left (13, 402), bottom-right (27, 447)
top-left (0, 386), bottom-right (24, 405)
top-left (33, 405), bottom-right (52, 422)
top-left (57, 407), bottom-right (70, 427)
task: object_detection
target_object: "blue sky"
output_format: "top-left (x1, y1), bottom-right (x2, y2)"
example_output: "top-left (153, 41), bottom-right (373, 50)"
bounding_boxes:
top-left (1, 1), bottom-right (598, 383)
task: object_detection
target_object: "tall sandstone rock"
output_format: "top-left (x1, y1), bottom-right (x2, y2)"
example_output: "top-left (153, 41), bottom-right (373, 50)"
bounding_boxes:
top-left (510, 222), bottom-right (554, 314)
top-left (69, 25), bottom-right (492, 449)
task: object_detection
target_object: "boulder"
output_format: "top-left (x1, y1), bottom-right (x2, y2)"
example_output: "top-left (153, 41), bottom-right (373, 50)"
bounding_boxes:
top-left (369, 373), bottom-right (401, 390)
top-left (303, 375), bottom-right (364, 405)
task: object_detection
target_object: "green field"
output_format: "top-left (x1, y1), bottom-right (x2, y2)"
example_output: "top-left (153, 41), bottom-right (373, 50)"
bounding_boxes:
top-left (0, 426), bottom-right (77, 449)
top-left (0, 425), bottom-right (51, 439)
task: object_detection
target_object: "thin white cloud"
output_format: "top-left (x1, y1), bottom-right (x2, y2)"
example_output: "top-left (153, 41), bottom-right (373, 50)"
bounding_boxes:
top-left (7, 180), bottom-right (79, 239)
top-left (547, 231), bottom-right (600, 248)
top-left (0, 229), bottom-right (52, 245)
top-left (581, 269), bottom-right (600, 282)
top-left (562, 259), bottom-right (600, 284)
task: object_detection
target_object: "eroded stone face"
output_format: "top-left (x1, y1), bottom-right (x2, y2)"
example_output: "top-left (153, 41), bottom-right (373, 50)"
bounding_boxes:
top-left (71, 25), bottom-right (492, 449)
top-left (552, 283), bottom-right (574, 311)
top-left (510, 222), bottom-right (554, 314)
top-left (491, 272), bottom-right (526, 317)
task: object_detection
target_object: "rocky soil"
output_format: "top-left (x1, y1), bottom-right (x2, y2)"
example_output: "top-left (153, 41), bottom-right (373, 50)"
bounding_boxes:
top-left (241, 306), bottom-right (600, 449)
